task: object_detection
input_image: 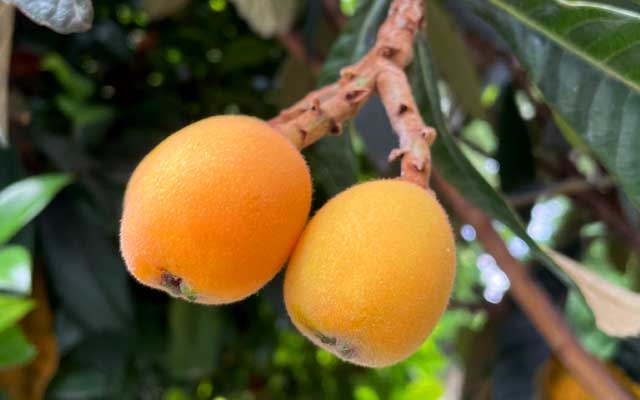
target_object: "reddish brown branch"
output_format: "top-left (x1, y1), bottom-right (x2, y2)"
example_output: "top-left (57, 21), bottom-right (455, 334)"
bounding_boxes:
top-left (573, 190), bottom-right (640, 256)
top-left (377, 61), bottom-right (435, 186)
top-left (509, 177), bottom-right (614, 207)
top-left (270, 0), bottom-right (434, 185)
top-left (433, 172), bottom-right (634, 400)
top-left (270, 83), bottom-right (341, 127)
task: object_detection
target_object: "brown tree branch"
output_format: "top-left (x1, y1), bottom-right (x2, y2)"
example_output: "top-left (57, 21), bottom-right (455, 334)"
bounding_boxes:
top-left (269, 83), bottom-right (341, 127)
top-left (377, 61), bottom-right (436, 185)
top-left (270, 0), bottom-right (434, 185)
top-left (509, 177), bottom-right (614, 207)
top-left (573, 190), bottom-right (640, 255)
top-left (432, 172), bottom-right (634, 400)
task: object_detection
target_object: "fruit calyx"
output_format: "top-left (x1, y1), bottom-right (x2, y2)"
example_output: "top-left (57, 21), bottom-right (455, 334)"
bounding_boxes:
top-left (160, 271), bottom-right (197, 302)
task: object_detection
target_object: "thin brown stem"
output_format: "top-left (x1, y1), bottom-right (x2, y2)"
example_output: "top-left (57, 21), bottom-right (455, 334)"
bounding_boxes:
top-left (377, 61), bottom-right (435, 185)
top-left (509, 177), bottom-right (614, 207)
top-left (269, 83), bottom-right (341, 127)
top-left (433, 172), bottom-right (634, 400)
top-left (270, 0), bottom-right (433, 186)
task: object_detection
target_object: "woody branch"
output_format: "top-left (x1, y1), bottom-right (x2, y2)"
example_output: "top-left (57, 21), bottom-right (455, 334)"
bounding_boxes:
top-left (270, 0), bottom-right (434, 186)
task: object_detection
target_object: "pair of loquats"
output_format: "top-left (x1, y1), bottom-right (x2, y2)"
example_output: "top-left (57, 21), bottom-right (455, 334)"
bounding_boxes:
top-left (120, 115), bottom-right (456, 367)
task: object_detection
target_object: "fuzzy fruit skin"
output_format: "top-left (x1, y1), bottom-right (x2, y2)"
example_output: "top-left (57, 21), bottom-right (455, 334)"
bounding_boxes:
top-left (120, 115), bottom-right (312, 304)
top-left (284, 179), bottom-right (456, 367)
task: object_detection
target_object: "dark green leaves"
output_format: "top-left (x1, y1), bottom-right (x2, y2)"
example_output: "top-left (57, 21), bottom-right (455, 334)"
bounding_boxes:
top-left (38, 192), bottom-right (132, 333)
top-left (0, 326), bottom-right (36, 369)
top-left (0, 173), bottom-right (68, 369)
top-left (4, 0), bottom-right (93, 34)
top-left (466, 0), bottom-right (640, 208)
top-left (167, 300), bottom-right (224, 380)
top-left (41, 54), bottom-right (94, 101)
top-left (412, 36), bottom-right (559, 272)
top-left (318, 0), bottom-right (388, 84)
top-left (0, 174), bottom-right (71, 245)
top-left (0, 295), bottom-right (34, 332)
top-left (0, 296), bottom-right (35, 369)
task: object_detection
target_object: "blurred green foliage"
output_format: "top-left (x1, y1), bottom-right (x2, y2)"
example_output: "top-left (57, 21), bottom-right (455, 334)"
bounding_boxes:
top-left (0, 174), bottom-right (69, 370)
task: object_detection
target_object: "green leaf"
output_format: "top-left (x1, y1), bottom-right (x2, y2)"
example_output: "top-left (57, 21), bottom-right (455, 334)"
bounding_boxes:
top-left (318, 0), bottom-right (388, 84)
top-left (0, 146), bottom-right (26, 187)
top-left (167, 300), bottom-right (224, 380)
top-left (47, 369), bottom-right (109, 399)
top-left (38, 192), bottom-right (132, 333)
top-left (0, 325), bottom-right (36, 369)
top-left (304, 138), bottom-right (358, 204)
top-left (427, 0), bottom-right (484, 119)
top-left (0, 245), bottom-right (32, 295)
top-left (304, 0), bottom-right (389, 199)
top-left (47, 334), bottom-right (130, 398)
top-left (0, 148), bottom-right (35, 252)
top-left (221, 36), bottom-right (277, 72)
top-left (0, 174), bottom-right (71, 245)
top-left (55, 96), bottom-right (114, 128)
top-left (465, 0), bottom-right (640, 209)
top-left (54, 95), bottom-right (116, 148)
top-left (41, 54), bottom-right (95, 100)
top-left (412, 35), bottom-right (561, 275)
top-left (0, 295), bottom-right (34, 333)
top-left (4, 0), bottom-right (93, 34)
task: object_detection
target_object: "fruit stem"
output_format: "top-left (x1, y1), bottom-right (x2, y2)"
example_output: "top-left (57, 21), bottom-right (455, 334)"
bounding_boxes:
top-left (270, 0), bottom-right (435, 187)
top-left (160, 271), bottom-right (197, 302)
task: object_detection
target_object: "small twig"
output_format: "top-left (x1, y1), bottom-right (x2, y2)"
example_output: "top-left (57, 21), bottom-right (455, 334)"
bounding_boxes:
top-left (377, 61), bottom-right (435, 185)
top-left (433, 172), bottom-right (634, 400)
top-left (535, 156), bottom-right (640, 255)
top-left (573, 190), bottom-right (640, 255)
top-left (273, 78), bottom-right (371, 149)
top-left (270, 83), bottom-right (341, 127)
top-left (270, 0), bottom-right (434, 185)
top-left (509, 177), bottom-right (614, 207)
top-left (455, 135), bottom-right (494, 159)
